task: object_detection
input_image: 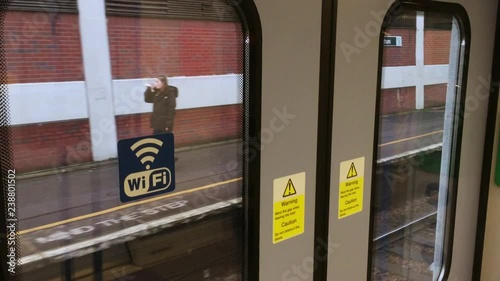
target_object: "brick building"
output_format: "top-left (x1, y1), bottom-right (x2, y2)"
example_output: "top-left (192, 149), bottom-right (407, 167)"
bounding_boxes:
top-left (3, 4), bottom-right (451, 172)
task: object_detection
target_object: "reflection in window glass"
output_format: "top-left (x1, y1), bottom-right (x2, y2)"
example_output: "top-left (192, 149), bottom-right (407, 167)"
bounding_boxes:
top-left (4, 1), bottom-right (246, 280)
top-left (371, 11), bottom-right (465, 281)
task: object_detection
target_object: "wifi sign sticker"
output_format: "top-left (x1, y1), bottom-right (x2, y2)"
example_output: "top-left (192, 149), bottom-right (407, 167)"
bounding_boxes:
top-left (118, 133), bottom-right (175, 203)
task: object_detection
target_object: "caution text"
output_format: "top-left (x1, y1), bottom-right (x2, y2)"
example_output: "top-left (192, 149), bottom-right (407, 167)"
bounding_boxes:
top-left (338, 177), bottom-right (364, 219)
top-left (273, 195), bottom-right (304, 243)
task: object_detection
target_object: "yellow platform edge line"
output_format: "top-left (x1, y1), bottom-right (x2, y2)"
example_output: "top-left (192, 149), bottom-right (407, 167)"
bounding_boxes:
top-left (19, 177), bottom-right (242, 235)
top-left (379, 130), bottom-right (444, 147)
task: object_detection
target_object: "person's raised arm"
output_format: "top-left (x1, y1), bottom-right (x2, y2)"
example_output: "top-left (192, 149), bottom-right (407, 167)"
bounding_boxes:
top-left (144, 85), bottom-right (155, 103)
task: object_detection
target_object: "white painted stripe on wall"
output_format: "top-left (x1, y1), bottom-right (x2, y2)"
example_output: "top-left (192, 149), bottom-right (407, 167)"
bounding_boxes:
top-left (423, 64), bottom-right (449, 85)
top-left (381, 64), bottom-right (448, 89)
top-left (8, 74), bottom-right (242, 125)
top-left (382, 66), bottom-right (417, 88)
top-left (112, 74), bottom-right (242, 116)
top-left (7, 81), bottom-right (89, 126)
top-left (8, 66), bottom-right (448, 126)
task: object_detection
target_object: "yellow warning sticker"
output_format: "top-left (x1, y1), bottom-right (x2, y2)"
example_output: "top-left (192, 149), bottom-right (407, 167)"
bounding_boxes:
top-left (339, 157), bottom-right (364, 219)
top-left (273, 172), bottom-right (305, 244)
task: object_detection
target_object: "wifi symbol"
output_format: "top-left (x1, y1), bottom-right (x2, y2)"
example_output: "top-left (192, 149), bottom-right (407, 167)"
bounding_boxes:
top-left (130, 138), bottom-right (164, 170)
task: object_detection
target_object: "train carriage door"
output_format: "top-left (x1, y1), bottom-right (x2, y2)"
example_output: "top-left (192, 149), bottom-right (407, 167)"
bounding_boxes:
top-left (0, 0), bottom-right (262, 280)
top-left (251, 0), bottom-right (325, 280)
top-left (326, 0), bottom-right (498, 280)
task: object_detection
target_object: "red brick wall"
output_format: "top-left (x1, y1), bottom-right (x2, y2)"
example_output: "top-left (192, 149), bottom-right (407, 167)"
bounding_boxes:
top-left (5, 10), bottom-right (88, 173)
top-left (11, 105), bottom-right (242, 173)
top-left (423, 30), bottom-right (451, 108)
top-left (4, 12), bottom-right (243, 82)
top-left (116, 104), bottom-right (243, 147)
top-left (11, 120), bottom-right (93, 173)
top-left (381, 29), bottom-right (451, 114)
top-left (424, 84), bottom-right (447, 107)
top-left (5, 11), bottom-right (243, 173)
top-left (380, 87), bottom-right (416, 114)
top-left (4, 10), bottom-right (450, 172)
top-left (382, 29), bottom-right (451, 67)
top-left (382, 28), bottom-right (416, 67)
top-left (107, 17), bottom-right (243, 79)
top-left (4, 11), bottom-right (84, 83)
top-left (424, 30), bottom-right (451, 65)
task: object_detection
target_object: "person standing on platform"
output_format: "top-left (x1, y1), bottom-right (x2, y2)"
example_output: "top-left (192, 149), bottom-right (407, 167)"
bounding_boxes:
top-left (144, 75), bottom-right (179, 161)
top-left (144, 75), bottom-right (178, 135)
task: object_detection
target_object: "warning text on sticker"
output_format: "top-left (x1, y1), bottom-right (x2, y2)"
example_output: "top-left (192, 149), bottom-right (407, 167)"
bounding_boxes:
top-left (338, 177), bottom-right (364, 219)
top-left (273, 195), bottom-right (304, 244)
top-left (280, 198), bottom-right (298, 206)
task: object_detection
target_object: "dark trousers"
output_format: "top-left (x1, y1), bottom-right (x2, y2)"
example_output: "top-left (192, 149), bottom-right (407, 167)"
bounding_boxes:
top-left (153, 127), bottom-right (174, 134)
top-left (152, 129), bottom-right (178, 161)
top-left (153, 129), bottom-right (166, 135)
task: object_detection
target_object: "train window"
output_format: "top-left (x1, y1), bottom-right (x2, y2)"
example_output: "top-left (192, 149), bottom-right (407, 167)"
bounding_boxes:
top-left (1, 0), bottom-right (253, 280)
top-left (371, 7), bottom-right (468, 281)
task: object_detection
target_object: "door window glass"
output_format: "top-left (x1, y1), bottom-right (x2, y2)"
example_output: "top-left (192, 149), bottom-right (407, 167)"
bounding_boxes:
top-left (371, 9), bottom-right (467, 281)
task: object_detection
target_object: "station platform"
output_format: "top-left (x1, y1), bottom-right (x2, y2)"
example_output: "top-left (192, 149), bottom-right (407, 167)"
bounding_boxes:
top-left (18, 140), bottom-right (242, 272)
top-left (15, 108), bottom-right (445, 280)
